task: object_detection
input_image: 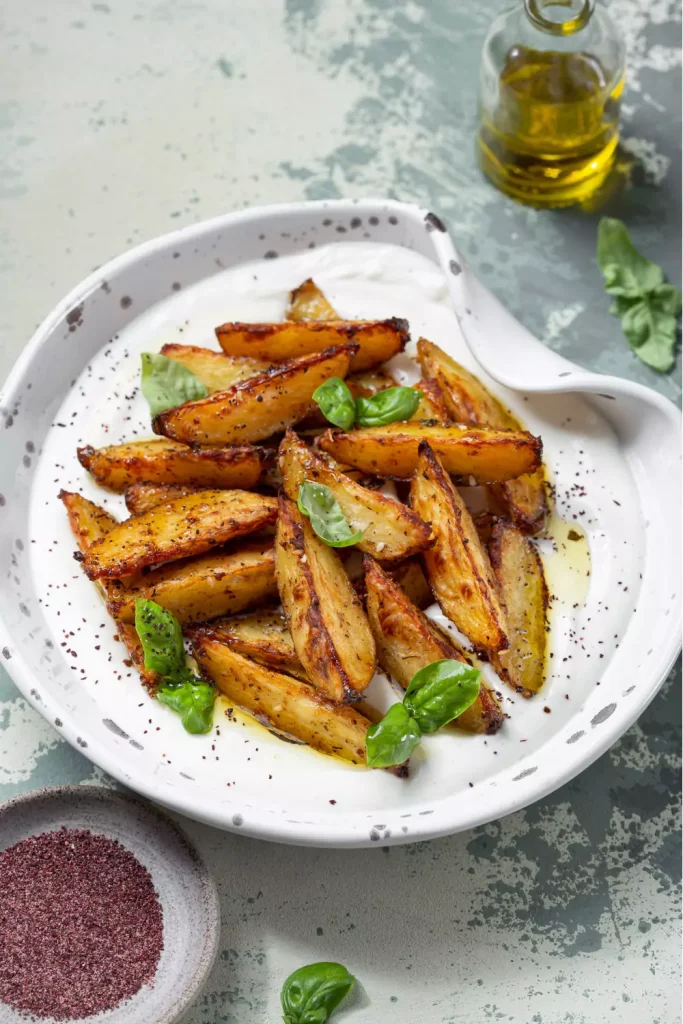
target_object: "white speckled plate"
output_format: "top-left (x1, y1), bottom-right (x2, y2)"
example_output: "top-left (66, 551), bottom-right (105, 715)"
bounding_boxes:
top-left (0, 200), bottom-right (680, 847)
top-left (0, 786), bottom-right (220, 1023)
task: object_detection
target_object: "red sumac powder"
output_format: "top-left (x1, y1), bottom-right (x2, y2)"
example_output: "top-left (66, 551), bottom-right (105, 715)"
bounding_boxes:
top-left (0, 828), bottom-right (164, 1020)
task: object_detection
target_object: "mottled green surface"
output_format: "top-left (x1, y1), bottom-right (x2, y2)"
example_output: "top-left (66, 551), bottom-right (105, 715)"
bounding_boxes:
top-left (1, 1), bottom-right (680, 1021)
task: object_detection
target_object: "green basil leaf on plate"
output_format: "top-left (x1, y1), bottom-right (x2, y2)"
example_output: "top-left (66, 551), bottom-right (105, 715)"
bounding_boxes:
top-left (135, 598), bottom-right (187, 679)
top-left (312, 377), bottom-right (356, 430)
top-left (140, 352), bottom-right (209, 417)
top-left (297, 481), bottom-right (363, 548)
top-left (157, 682), bottom-right (215, 734)
top-left (365, 702), bottom-right (422, 769)
top-left (280, 961), bottom-right (355, 1024)
top-left (403, 658), bottom-right (480, 733)
top-left (354, 386), bottom-right (421, 427)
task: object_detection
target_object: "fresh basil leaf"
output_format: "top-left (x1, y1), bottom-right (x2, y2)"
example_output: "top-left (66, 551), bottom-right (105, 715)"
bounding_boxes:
top-left (281, 962), bottom-right (355, 1024)
top-left (404, 658), bottom-right (481, 733)
top-left (140, 352), bottom-right (209, 417)
top-left (157, 682), bottom-right (215, 734)
top-left (297, 481), bottom-right (363, 548)
top-left (312, 377), bottom-right (356, 430)
top-left (597, 218), bottom-right (680, 373)
top-left (135, 598), bottom-right (187, 679)
top-left (366, 702), bottom-right (422, 769)
top-left (354, 386), bottom-right (421, 427)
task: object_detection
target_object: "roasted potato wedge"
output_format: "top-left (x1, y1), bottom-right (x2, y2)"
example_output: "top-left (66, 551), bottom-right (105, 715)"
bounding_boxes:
top-left (215, 318), bottom-right (407, 373)
top-left (83, 490), bottom-right (277, 580)
top-left (275, 495), bottom-right (376, 702)
top-left (107, 540), bottom-right (277, 625)
top-left (279, 431), bottom-right (432, 562)
top-left (410, 444), bottom-right (509, 652)
top-left (286, 278), bottom-right (338, 322)
top-left (189, 609), bottom-right (307, 681)
top-left (364, 556), bottom-right (503, 734)
top-left (153, 344), bottom-right (357, 447)
top-left (411, 378), bottom-right (450, 422)
top-left (191, 635), bottom-right (398, 769)
top-left (346, 368), bottom-right (397, 398)
top-left (417, 338), bottom-right (548, 533)
top-left (78, 438), bottom-right (267, 492)
top-left (59, 490), bottom-right (157, 688)
top-left (489, 521), bottom-right (549, 696)
top-left (388, 559), bottom-right (433, 610)
top-left (160, 343), bottom-right (271, 391)
top-left (319, 422), bottom-right (542, 482)
top-left (124, 482), bottom-right (203, 515)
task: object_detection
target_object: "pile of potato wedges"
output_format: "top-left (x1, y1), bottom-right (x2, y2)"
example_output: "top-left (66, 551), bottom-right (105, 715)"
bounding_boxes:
top-left (61, 279), bottom-right (549, 773)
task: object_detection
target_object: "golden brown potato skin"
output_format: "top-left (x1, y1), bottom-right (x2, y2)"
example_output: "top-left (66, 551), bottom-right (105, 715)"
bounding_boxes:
top-left (319, 422), bottom-right (542, 483)
top-left (364, 556), bottom-right (503, 735)
top-left (417, 338), bottom-right (548, 533)
top-left (160, 343), bottom-right (270, 391)
top-left (107, 540), bottom-right (277, 625)
top-left (489, 521), bottom-right (549, 696)
top-left (83, 490), bottom-right (277, 580)
top-left (411, 378), bottom-right (451, 422)
top-left (153, 344), bottom-right (357, 447)
top-left (78, 438), bottom-right (266, 492)
top-left (275, 494), bottom-right (376, 703)
top-left (59, 490), bottom-right (158, 689)
top-left (191, 635), bottom-right (375, 767)
top-left (388, 559), bottom-right (433, 610)
top-left (195, 609), bottom-right (307, 681)
top-left (124, 482), bottom-right (205, 516)
top-left (279, 431), bottom-right (432, 562)
top-left (411, 443), bottom-right (509, 653)
top-left (286, 278), bottom-right (339, 322)
top-left (215, 318), bottom-right (408, 373)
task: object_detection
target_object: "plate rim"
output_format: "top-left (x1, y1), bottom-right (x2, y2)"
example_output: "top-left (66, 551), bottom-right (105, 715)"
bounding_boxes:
top-left (0, 198), bottom-right (680, 848)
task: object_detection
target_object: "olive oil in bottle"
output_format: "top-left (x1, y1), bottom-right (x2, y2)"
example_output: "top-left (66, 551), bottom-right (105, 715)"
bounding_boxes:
top-left (477, 0), bottom-right (626, 208)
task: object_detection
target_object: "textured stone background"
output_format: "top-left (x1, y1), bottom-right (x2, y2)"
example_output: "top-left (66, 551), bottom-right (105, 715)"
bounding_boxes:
top-left (1, 2), bottom-right (680, 1021)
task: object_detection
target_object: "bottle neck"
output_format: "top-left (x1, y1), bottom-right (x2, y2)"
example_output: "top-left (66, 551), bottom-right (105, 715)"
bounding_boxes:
top-left (524, 0), bottom-right (595, 36)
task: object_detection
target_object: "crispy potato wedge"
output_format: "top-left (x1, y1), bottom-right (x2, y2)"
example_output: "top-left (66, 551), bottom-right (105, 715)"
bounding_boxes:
top-left (124, 482), bottom-right (205, 515)
top-left (160, 343), bottom-right (271, 391)
top-left (59, 490), bottom-right (157, 688)
top-left (78, 438), bottom-right (267, 492)
top-left (189, 609), bottom-right (307, 681)
top-left (279, 431), bottom-right (432, 562)
top-left (286, 278), bottom-right (338, 322)
top-left (346, 368), bottom-right (397, 398)
top-left (411, 378), bottom-right (450, 422)
top-left (153, 344), bottom-right (357, 447)
top-left (107, 540), bottom-right (277, 625)
top-left (191, 635), bottom-right (396, 769)
top-left (417, 339), bottom-right (548, 533)
top-left (364, 557), bottom-right (503, 734)
top-left (319, 422), bottom-right (542, 482)
top-left (388, 559), bottom-right (433, 610)
top-left (215, 318), bottom-right (407, 373)
top-left (489, 521), bottom-right (548, 696)
top-left (410, 444), bottom-right (509, 652)
top-left (83, 489), bottom-right (277, 580)
top-left (275, 495), bottom-right (376, 702)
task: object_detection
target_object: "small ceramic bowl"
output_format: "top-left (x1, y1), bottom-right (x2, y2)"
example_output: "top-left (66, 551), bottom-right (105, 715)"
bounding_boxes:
top-left (0, 786), bottom-right (220, 1024)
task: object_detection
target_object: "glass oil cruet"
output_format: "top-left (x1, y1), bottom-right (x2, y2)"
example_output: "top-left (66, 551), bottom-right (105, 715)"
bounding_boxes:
top-left (476, 0), bottom-right (626, 208)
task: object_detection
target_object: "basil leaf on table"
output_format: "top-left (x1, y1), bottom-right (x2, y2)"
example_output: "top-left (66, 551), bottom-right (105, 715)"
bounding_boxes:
top-left (157, 682), bottom-right (216, 735)
top-left (140, 352), bottom-right (209, 417)
top-left (366, 702), bottom-right (422, 769)
top-left (597, 218), bottom-right (681, 373)
top-left (135, 599), bottom-right (215, 734)
top-left (297, 481), bottom-right (363, 548)
top-left (403, 658), bottom-right (481, 733)
top-left (281, 962), bottom-right (355, 1024)
top-left (312, 377), bottom-right (356, 430)
top-left (354, 386), bottom-right (421, 427)
top-left (135, 598), bottom-right (187, 679)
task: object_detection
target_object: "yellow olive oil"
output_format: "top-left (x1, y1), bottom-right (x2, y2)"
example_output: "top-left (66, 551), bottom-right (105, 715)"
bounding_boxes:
top-left (477, 46), bottom-right (624, 207)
